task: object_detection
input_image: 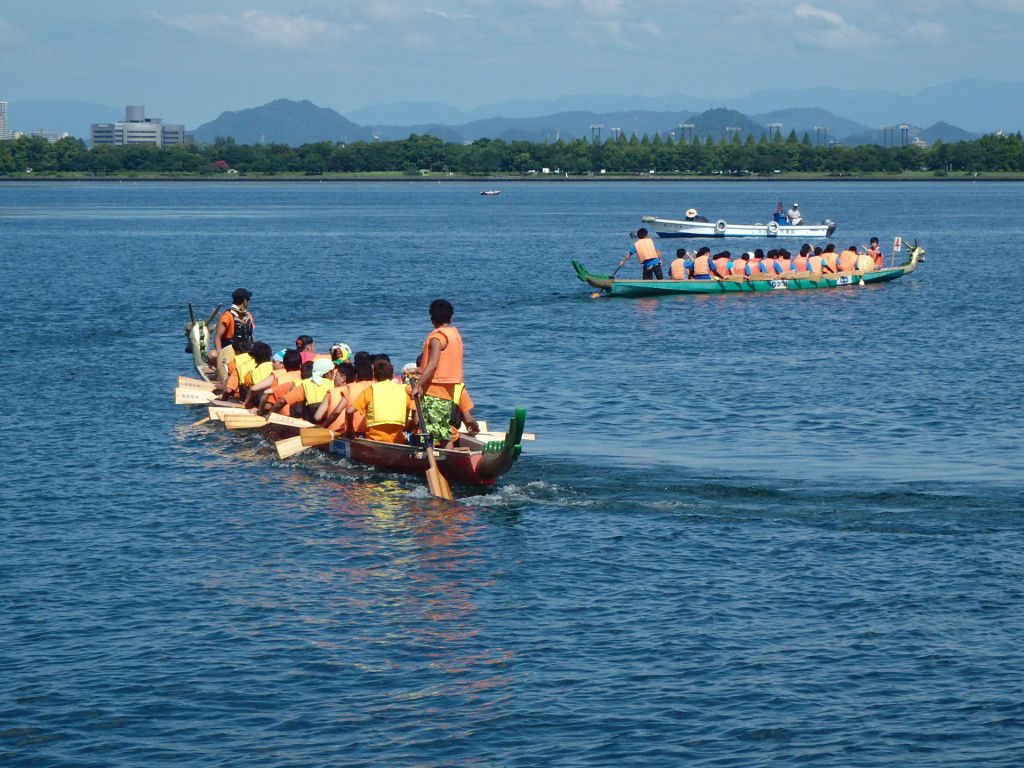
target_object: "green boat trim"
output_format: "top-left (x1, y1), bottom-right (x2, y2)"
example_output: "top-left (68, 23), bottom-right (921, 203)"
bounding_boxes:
top-left (573, 242), bottom-right (925, 297)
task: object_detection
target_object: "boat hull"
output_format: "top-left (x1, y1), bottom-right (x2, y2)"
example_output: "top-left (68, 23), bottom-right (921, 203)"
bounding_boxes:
top-left (573, 244), bottom-right (924, 298)
top-left (641, 216), bottom-right (836, 239)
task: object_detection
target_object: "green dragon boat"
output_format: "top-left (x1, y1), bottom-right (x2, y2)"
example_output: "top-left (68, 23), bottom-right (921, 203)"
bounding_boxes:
top-left (573, 242), bottom-right (924, 298)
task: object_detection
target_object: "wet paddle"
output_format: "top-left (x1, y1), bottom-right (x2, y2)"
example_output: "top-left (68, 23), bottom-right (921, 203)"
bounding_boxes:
top-left (414, 394), bottom-right (453, 500)
top-left (175, 387), bottom-right (218, 405)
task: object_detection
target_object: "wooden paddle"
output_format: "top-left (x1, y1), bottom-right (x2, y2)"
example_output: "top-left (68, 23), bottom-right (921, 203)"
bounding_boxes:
top-left (223, 413), bottom-right (269, 430)
top-left (175, 387), bottom-right (218, 405)
top-left (177, 376), bottom-right (217, 391)
top-left (414, 394), bottom-right (453, 500)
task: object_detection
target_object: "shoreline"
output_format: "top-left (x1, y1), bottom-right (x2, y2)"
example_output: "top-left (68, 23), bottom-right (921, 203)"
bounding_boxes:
top-left (1, 173), bottom-right (1020, 183)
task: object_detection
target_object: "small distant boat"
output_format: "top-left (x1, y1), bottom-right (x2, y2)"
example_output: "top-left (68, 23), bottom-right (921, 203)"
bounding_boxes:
top-left (572, 242), bottom-right (924, 298)
top-left (641, 215), bottom-right (835, 239)
top-left (480, 189), bottom-right (501, 196)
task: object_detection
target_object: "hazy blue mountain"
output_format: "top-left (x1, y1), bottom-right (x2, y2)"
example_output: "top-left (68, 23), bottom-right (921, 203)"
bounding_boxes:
top-left (345, 101), bottom-right (476, 126)
top-left (911, 79), bottom-right (1024, 132)
top-left (6, 100), bottom-right (122, 140)
top-left (192, 99), bottom-right (369, 145)
top-left (752, 108), bottom-right (872, 144)
top-left (920, 122), bottom-right (980, 144)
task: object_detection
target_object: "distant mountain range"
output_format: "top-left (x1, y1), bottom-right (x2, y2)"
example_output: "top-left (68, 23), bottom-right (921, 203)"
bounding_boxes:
top-left (8, 78), bottom-right (1023, 147)
top-left (190, 99), bottom-right (978, 148)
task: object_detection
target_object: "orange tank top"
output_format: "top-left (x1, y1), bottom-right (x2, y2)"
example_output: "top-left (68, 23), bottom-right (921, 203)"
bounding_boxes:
top-left (422, 326), bottom-right (463, 385)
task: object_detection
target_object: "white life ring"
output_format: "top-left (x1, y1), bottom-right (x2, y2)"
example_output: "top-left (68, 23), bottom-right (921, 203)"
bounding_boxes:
top-left (714, 219), bottom-right (727, 234)
top-left (767, 220), bottom-right (779, 235)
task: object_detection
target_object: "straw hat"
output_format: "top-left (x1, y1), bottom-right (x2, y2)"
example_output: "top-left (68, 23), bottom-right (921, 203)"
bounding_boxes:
top-left (686, 208), bottom-right (698, 218)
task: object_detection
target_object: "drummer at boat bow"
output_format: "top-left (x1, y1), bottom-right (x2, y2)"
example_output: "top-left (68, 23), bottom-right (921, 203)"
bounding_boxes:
top-left (627, 228), bottom-right (663, 280)
top-left (410, 299), bottom-right (480, 445)
top-left (211, 288), bottom-right (254, 365)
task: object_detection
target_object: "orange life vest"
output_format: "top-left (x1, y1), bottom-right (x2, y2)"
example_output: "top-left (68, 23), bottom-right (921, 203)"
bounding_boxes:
top-left (634, 238), bottom-right (660, 264)
top-left (808, 255), bottom-right (824, 273)
top-left (823, 251), bottom-right (839, 272)
top-left (692, 254), bottom-right (711, 276)
top-left (793, 255), bottom-right (810, 272)
top-left (669, 258), bottom-right (687, 279)
top-left (731, 260), bottom-right (747, 276)
top-left (777, 257), bottom-right (792, 272)
top-left (421, 326), bottom-right (463, 385)
top-left (838, 250), bottom-right (859, 272)
top-left (712, 257), bottom-right (731, 277)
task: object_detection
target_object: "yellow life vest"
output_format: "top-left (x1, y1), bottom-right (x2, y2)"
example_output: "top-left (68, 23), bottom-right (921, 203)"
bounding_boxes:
top-left (366, 380), bottom-right (409, 428)
top-left (299, 376), bottom-right (331, 405)
top-left (247, 361), bottom-right (273, 388)
top-left (234, 353), bottom-right (256, 387)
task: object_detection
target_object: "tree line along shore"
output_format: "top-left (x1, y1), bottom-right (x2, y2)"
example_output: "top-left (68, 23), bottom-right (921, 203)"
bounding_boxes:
top-left (1, 131), bottom-right (1023, 179)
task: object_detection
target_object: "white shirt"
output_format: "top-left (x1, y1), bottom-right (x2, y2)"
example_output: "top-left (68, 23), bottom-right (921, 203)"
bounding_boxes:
top-left (786, 207), bottom-right (803, 224)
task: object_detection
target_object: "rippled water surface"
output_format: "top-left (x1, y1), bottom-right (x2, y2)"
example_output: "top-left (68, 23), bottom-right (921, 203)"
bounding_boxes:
top-left (2, 180), bottom-right (1023, 766)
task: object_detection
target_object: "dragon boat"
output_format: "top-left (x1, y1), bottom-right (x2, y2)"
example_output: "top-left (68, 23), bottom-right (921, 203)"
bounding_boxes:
top-left (640, 215), bottom-right (836, 239)
top-left (573, 241), bottom-right (924, 298)
top-left (180, 305), bottom-right (527, 489)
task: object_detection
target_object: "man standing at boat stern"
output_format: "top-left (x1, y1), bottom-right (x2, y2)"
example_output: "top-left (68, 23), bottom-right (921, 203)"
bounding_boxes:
top-left (411, 299), bottom-right (480, 445)
top-left (628, 228), bottom-right (663, 280)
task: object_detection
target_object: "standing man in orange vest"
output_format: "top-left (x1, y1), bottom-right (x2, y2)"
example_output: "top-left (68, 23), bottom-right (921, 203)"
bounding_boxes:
top-left (211, 288), bottom-right (254, 365)
top-left (411, 299), bottom-right (480, 445)
top-left (627, 228), bottom-right (663, 280)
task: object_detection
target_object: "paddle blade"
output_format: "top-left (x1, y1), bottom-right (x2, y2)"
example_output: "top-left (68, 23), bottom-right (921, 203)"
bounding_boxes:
top-left (175, 387), bottom-right (217, 405)
top-left (222, 414), bottom-right (268, 430)
top-left (267, 413), bottom-right (316, 429)
top-left (425, 459), bottom-right (454, 500)
top-left (275, 435), bottom-right (308, 460)
top-left (299, 428), bottom-right (336, 447)
top-left (177, 376), bottom-right (217, 391)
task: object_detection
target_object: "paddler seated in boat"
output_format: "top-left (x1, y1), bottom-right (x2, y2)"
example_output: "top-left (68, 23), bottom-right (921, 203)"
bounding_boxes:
top-left (838, 245), bottom-right (860, 273)
top-left (731, 252), bottom-right (751, 277)
top-left (821, 244), bottom-right (839, 273)
top-left (313, 361), bottom-right (355, 426)
top-left (329, 342), bottom-right (352, 366)
top-left (669, 248), bottom-right (690, 280)
top-left (807, 248), bottom-right (825, 275)
top-left (273, 358), bottom-right (334, 421)
top-left (691, 247), bottom-right (713, 280)
top-left (243, 342), bottom-right (274, 403)
top-left (211, 288), bottom-right (254, 367)
top-left (786, 202), bottom-right (803, 225)
top-left (793, 244), bottom-right (812, 273)
top-left (294, 335), bottom-right (316, 365)
top-left (763, 249), bottom-right (780, 274)
top-left (684, 207), bottom-right (708, 223)
top-left (747, 248), bottom-right (766, 275)
top-left (345, 358), bottom-right (416, 444)
top-left (776, 249), bottom-right (793, 274)
top-left (711, 250), bottom-right (732, 279)
top-left (248, 348), bottom-right (302, 412)
top-left (867, 237), bottom-right (885, 268)
top-left (410, 298), bottom-right (480, 444)
top-left (223, 338), bottom-right (254, 399)
top-left (627, 228), bottom-right (663, 280)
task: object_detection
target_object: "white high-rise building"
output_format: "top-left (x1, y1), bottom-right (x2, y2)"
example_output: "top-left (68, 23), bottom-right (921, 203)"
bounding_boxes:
top-left (91, 105), bottom-right (186, 147)
top-left (0, 101), bottom-right (9, 141)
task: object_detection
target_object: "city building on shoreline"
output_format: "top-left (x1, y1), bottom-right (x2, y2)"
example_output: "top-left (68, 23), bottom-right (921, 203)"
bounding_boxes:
top-left (91, 105), bottom-right (188, 147)
top-left (0, 101), bottom-right (9, 141)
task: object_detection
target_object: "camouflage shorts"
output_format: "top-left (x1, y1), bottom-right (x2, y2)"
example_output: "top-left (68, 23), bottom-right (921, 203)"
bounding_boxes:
top-left (420, 394), bottom-right (455, 444)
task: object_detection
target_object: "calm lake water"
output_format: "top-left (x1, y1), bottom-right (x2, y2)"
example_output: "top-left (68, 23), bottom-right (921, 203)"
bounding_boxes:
top-left (2, 180), bottom-right (1023, 766)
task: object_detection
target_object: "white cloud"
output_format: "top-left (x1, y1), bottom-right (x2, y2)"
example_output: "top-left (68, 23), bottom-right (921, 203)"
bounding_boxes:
top-left (424, 8), bottom-right (478, 20)
top-left (793, 4), bottom-right (846, 27)
top-left (908, 20), bottom-right (950, 43)
top-left (152, 10), bottom-right (354, 49)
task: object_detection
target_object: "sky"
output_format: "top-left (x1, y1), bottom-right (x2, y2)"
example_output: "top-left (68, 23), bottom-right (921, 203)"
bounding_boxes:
top-left (1, 0), bottom-right (1022, 127)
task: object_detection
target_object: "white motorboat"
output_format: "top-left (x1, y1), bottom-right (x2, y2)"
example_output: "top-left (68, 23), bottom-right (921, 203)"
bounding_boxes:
top-left (641, 215), bottom-right (836, 239)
